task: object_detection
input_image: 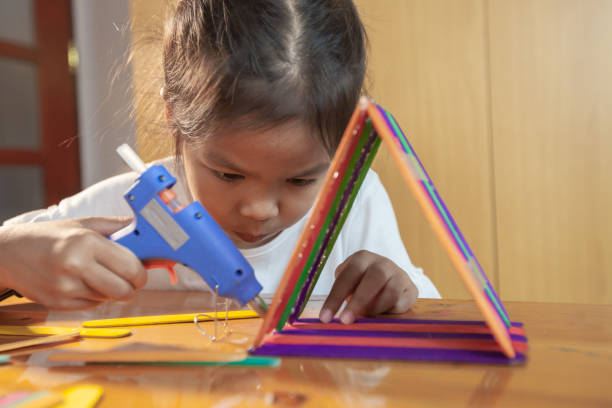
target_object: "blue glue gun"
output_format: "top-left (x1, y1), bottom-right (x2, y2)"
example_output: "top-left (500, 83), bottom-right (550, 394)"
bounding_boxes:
top-left (110, 144), bottom-right (267, 316)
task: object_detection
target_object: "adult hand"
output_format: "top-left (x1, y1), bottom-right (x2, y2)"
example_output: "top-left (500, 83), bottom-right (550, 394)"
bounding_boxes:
top-left (0, 217), bottom-right (147, 310)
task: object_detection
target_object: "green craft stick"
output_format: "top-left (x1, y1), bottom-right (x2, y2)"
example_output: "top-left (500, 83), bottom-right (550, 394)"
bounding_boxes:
top-left (277, 121), bottom-right (375, 330)
top-left (295, 124), bottom-right (380, 318)
top-left (297, 134), bottom-right (381, 316)
top-left (91, 356), bottom-right (281, 367)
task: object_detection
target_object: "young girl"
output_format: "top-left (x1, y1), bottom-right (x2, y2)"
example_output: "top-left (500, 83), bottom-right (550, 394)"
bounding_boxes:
top-left (3, 0), bottom-right (440, 320)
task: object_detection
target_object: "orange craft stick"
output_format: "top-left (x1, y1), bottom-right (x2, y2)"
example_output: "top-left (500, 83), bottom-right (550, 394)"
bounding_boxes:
top-left (366, 101), bottom-right (515, 358)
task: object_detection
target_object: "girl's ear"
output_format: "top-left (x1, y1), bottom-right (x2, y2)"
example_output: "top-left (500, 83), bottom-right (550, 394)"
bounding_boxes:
top-left (164, 102), bottom-right (173, 125)
top-left (160, 87), bottom-right (172, 124)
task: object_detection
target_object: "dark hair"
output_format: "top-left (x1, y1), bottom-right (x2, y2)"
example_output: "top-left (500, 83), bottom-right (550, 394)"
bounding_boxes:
top-left (162, 0), bottom-right (367, 157)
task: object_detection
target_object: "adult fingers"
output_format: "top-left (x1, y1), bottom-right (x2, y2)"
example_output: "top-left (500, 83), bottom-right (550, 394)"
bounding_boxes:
top-left (77, 216), bottom-right (133, 237)
top-left (30, 288), bottom-right (102, 310)
top-left (10, 275), bottom-right (106, 308)
top-left (51, 298), bottom-right (103, 311)
top-left (81, 262), bottom-right (135, 301)
top-left (52, 276), bottom-right (110, 302)
top-left (93, 237), bottom-right (147, 290)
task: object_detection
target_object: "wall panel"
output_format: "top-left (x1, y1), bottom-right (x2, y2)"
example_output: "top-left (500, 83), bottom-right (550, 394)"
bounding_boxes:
top-left (130, 0), bottom-right (172, 162)
top-left (355, 0), bottom-right (497, 299)
top-left (488, 0), bottom-right (612, 303)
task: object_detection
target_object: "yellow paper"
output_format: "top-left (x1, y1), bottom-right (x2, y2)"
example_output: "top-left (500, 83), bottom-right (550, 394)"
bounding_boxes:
top-left (56, 385), bottom-right (104, 408)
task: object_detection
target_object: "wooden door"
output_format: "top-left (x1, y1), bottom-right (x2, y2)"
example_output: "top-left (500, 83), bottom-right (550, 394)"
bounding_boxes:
top-left (0, 0), bottom-right (80, 223)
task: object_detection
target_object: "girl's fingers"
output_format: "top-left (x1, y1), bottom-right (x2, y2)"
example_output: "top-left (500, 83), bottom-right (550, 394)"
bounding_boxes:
top-left (388, 278), bottom-right (419, 313)
top-left (319, 251), bottom-right (418, 324)
top-left (340, 265), bottom-right (391, 324)
top-left (333, 256), bottom-right (352, 278)
top-left (319, 265), bottom-right (364, 323)
top-left (367, 273), bottom-right (407, 316)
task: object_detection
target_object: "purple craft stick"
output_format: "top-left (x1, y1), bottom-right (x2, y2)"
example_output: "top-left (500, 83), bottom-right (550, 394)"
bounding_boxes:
top-left (434, 189), bottom-right (474, 258)
top-left (279, 328), bottom-right (527, 342)
top-left (377, 106), bottom-right (433, 182)
top-left (471, 255), bottom-right (510, 322)
top-left (418, 180), bottom-right (468, 262)
top-left (431, 166), bottom-right (510, 322)
top-left (376, 104), bottom-right (511, 326)
top-left (250, 344), bottom-right (526, 365)
top-left (289, 126), bottom-right (379, 322)
top-left (295, 317), bottom-right (524, 328)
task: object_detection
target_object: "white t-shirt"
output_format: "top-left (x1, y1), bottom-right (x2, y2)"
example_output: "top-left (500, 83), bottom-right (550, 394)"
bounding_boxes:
top-left (4, 158), bottom-right (440, 298)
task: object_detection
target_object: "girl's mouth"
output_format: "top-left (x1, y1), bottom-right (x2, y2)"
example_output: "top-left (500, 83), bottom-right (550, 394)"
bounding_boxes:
top-left (235, 232), bottom-right (270, 244)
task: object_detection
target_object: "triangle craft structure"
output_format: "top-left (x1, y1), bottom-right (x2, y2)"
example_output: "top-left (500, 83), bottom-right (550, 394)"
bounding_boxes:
top-left (250, 97), bottom-right (527, 364)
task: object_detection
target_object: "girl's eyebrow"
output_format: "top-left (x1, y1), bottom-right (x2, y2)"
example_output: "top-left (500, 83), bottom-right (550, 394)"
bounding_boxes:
top-left (204, 150), bottom-right (329, 178)
top-left (292, 163), bottom-right (330, 178)
top-left (205, 151), bottom-right (246, 174)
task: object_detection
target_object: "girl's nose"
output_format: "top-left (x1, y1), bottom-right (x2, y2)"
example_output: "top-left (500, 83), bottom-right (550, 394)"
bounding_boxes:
top-left (239, 197), bottom-right (279, 221)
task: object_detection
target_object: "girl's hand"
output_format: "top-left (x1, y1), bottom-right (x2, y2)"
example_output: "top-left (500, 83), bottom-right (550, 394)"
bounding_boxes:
top-left (319, 250), bottom-right (418, 324)
top-left (0, 217), bottom-right (147, 310)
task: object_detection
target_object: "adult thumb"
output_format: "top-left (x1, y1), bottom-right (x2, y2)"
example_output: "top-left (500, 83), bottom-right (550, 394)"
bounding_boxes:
top-left (76, 216), bottom-right (133, 236)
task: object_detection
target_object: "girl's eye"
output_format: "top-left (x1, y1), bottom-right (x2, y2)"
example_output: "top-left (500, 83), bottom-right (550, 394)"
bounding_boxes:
top-left (213, 171), bottom-right (244, 182)
top-left (287, 178), bottom-right (316, 187)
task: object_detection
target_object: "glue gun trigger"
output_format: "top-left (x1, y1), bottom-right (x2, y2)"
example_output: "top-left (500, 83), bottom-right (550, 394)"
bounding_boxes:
top-left (142, 260), bottom-right (178, 285)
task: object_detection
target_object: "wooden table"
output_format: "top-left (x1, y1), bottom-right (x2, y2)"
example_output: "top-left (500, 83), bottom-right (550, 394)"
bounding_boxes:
top-left (0, 291), bottom-right (610, 407)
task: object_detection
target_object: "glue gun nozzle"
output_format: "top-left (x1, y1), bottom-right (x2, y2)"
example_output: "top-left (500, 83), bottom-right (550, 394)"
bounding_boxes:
top-left (247, 295), bottom-right (268, 318)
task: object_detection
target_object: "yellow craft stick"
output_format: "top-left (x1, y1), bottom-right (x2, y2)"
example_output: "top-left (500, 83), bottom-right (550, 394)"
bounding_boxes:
top-left (82, 309), bottom-right (259, 327)
top-left (0, 332), bottom-right (79, 353)
top-left (0, 326), bottom-right (131, 338)
top-left (56, 384), bottom-right (104, 408)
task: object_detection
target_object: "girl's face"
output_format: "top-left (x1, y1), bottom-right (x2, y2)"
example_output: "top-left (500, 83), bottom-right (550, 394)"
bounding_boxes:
top-left (182, 121), bottom-right (331, 249)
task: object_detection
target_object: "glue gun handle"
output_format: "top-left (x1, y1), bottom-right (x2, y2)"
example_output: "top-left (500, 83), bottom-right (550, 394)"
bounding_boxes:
top-left (142, 260), bottom-right (178, 285)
